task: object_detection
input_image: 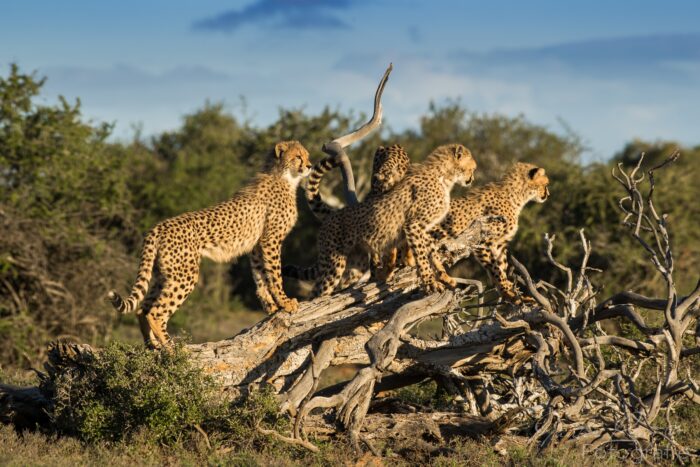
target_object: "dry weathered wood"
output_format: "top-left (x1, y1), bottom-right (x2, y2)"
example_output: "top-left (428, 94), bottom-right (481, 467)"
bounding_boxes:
top-left (303, 410), bottom-right (506, 443)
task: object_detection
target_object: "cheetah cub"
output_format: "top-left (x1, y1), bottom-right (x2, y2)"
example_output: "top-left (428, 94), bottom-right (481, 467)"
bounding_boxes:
top-left (311, 144), bottom-right (477, 296)
top-left (108, 141), bottom-right (312, 348)
top-left (433, 162), bottom-right (550, 304)
top-left (283, 144), bottom-right (411, 288)
top-left (304, 144), bottom-right (412, 221)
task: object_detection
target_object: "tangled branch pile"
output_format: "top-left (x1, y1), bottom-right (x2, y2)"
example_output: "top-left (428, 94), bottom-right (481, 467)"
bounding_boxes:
top-left (279, 153), bottom-right (700, 462)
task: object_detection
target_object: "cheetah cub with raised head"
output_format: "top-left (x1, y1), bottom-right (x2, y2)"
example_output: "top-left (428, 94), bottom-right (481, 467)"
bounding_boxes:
top-left (311, 144), bottom-right (477, 296)
top-left (433, 162), bottom-right (550, 304)
top-left (283, 144), bottom-right (411, 287)
top-left (108, 141), bottom-right (312, 348)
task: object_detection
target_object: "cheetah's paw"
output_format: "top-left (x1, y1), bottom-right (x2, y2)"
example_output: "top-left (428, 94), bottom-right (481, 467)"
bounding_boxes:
top-left (437, 273), bottom-right (458, 289)
top-left (278, 297), bottom-right (299, 314)
top-left (422, 279), bottom-right (445, 295)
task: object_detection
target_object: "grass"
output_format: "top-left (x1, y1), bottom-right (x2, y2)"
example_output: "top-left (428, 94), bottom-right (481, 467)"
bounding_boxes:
top-left (0, 422), bottom-right (634, 467)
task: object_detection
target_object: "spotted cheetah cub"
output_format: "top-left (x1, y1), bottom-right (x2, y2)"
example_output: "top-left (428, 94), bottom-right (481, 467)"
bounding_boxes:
top-left (108, 141), bottom-right (312, 348)
top-left (433, 162), bottom-right (550, 304)
top-left (312, 144), bottom-right (477, 296)
top-left (305, 144), bottom-right (412, 221)
top-left (284, 144), bottom-right (411, 287)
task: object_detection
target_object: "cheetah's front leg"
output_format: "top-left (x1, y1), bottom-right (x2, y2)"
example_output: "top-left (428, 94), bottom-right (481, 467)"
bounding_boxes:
top-left (250, 245), bottom-right (280, 314)
top-left (404, 222), bottom-right (444, 294)
top-left (429, 249), bottom-right (457, 288)
top-left (475, 245), bottom-right (530, 304)
top-left (258, 236), bottom-right (298, 313)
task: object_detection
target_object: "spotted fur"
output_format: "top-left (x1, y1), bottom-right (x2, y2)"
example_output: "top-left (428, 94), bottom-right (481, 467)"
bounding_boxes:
top-left (369, 144), bottom-right (412, 197)
top-left (108, 141), bottom-right (312, 348)
top-left (309, 144), bottom-right (477, 296)
top-left (285, 144), bottom-right (411, 284)
top-left (304, 144), bottom-right (411, 221)
top-left (433, 162), bottom-right (550, 303)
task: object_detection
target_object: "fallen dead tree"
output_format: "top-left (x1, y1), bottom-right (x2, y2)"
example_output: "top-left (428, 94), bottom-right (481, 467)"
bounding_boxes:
top-left (2, 112), bottom-right (699, 460)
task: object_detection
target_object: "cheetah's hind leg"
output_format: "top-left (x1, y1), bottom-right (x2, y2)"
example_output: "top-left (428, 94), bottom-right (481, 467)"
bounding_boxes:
top-left (138, 271), bottom-right (164, 349)
top-left (313, 250), bottom-right (348, 297)
top-left (372, 247), bottom-right (397, 283)
top-left (145, 259), bottom-right (199, 348)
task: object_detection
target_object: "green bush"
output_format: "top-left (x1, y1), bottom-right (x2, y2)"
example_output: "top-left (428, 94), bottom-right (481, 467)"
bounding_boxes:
top-left (51, 341), bottom-right (218, 443)
top-left (221, 385), bottom-right (298, 454)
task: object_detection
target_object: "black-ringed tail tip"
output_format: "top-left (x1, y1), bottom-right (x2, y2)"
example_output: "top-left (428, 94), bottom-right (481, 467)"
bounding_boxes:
top-left (107, 290), bottom-right (127, 313)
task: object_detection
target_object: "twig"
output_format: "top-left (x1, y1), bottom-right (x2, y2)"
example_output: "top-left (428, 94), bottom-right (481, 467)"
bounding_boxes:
top-left (256, 424), bottom-right (320, 453)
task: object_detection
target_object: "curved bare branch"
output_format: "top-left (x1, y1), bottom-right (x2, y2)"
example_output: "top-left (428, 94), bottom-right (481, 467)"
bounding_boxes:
top-left (322, 63), bottom-right (393, 205)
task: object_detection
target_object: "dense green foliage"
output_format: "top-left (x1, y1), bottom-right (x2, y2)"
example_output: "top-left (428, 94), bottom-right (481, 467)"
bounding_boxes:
top-left (0, 64), bottom-right (698, 370)
top-left (52, 341), bottom-right (217, 443)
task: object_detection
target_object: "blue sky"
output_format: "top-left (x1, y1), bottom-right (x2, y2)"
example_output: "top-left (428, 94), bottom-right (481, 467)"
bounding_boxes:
top-left (2, 0), bottom-right (699, 160)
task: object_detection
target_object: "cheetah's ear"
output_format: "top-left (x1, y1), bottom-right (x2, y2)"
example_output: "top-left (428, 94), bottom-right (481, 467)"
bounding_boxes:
top-left (274, 142), bottom-right (289, 159)
top-left (453, 145), bottom-right (466, 160)
top-left (528, 167), bottom-right (545, 179)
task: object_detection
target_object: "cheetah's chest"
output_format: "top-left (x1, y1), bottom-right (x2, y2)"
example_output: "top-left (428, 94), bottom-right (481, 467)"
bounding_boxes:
top-left (425, 181), bottom-right (451, 231)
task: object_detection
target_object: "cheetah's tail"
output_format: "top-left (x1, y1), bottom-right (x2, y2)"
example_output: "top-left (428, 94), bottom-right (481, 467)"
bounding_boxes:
top-left (305, 156), bottom-right (339, 221)
top-left (282, 263), bottom-right (319, 281)
top-left (107, 226), bottom-right (159, 314)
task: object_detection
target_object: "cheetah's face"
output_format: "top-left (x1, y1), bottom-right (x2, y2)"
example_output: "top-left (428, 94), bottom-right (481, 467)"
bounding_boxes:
top-left (372, 159), bottom-right (409, 193)
top-left (451, 144), bottom-right (477, 187)
top-left (274, 140), bottom-right (313, 180)
top-left (525, 165), bottom-right (550, 203)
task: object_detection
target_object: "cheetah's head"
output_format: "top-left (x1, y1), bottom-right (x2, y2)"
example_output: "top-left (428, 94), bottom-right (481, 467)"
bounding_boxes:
top-left (511, 162), bottom-right (550, 203)
top-left (371, 145), bottom-right (411, 193)
top-left (270, 140), bottom-right (313, 184)
top-left (428, 143), bottom-right (477, 187)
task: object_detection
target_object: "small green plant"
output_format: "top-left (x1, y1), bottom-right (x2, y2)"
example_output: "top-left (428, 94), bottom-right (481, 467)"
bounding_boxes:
top-left (394, 379), bottom-right (456, 410)
top-left (224, 385), bottom-right (291, 448)
top-left (213, 385), bottom-right (335, 460)
top-left (51, 341), bottom-right (218, 444)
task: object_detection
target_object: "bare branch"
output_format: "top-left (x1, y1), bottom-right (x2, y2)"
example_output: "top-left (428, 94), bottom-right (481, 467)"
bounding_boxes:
top-left (331, 64), bottom-right (392, 149)
top-left (322, 63), bottom-right (393, 205)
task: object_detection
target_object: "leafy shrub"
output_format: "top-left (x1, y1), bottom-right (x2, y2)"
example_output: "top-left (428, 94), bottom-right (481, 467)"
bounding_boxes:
top-left (221, 385), bottom-right (293, 452)
top-left (52, 341), bottom-right (218, 443)
top-left (394, 379), bottom-right (457, 410)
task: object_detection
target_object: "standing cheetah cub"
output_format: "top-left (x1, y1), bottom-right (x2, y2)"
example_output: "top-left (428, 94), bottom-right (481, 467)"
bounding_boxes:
top-left (312, 144), bottom-right (477, 296)
top-left (108, 141), bottom-right (312, 348)
top-left (284, 144), bottom-right (411, 287)
top-left (433, 162), bottom-right (550, 304)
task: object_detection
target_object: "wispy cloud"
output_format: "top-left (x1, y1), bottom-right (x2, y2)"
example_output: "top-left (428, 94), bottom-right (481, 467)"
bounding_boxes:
top-left (451, 33), bottom-right (700, 81)
top-left (193, 0), bottom-right (355, 33)
top-left (328, 33), bottom-right (700, 159)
